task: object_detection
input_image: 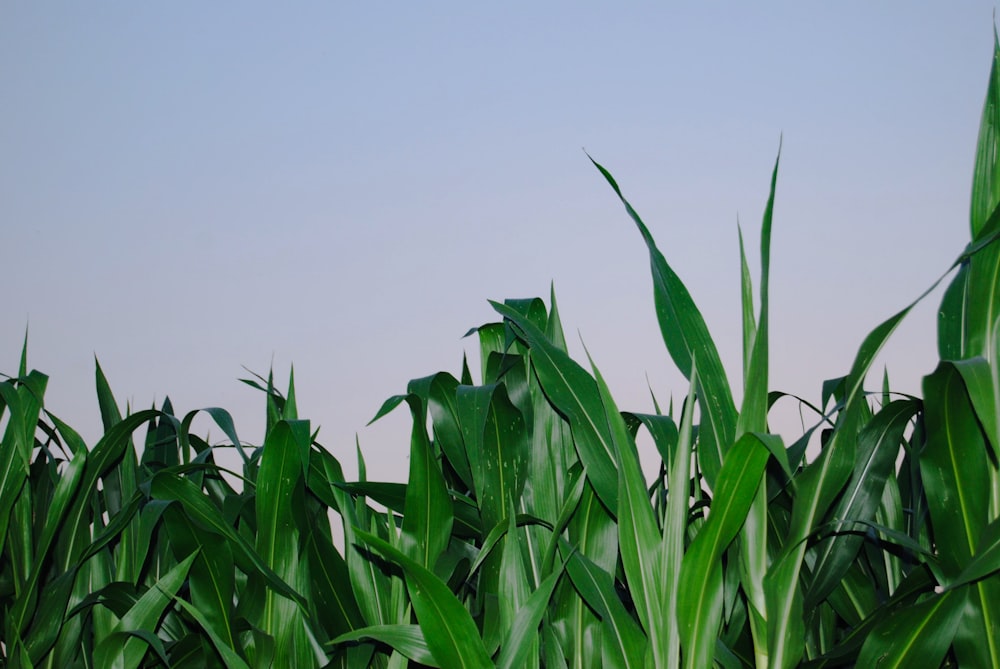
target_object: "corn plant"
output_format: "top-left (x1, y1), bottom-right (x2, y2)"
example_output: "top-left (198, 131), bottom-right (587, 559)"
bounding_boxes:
top-left (4, 29), bottom-right (1000, 669)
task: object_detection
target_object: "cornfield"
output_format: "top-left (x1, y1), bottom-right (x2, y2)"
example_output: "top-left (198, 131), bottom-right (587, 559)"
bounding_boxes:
top-left (4, 32), bottom-right (1000, 669)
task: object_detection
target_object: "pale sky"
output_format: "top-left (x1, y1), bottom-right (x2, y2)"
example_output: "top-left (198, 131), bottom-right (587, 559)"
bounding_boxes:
top-left (2, 3), bottom-right (994, 482)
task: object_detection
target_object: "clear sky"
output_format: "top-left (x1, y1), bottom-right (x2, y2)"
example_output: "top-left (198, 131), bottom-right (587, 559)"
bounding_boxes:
top-left (2, 3), bottom-right (995, 483)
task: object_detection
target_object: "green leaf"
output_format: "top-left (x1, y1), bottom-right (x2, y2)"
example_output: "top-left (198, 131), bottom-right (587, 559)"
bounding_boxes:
top-left (400, 394), bottom-right (454, 571)
top-left (201, 406), bottom-right (248, 464)
top-left (737, 145), bottom-right (779, 435)
top-left (767, 294), bottom-right (926, 669)
top-left (92, 551), bottom-right (198, 669)
top-left (659, 370), bottom-right (698, 669)
top-left (367, 393), bottom-right (408, 426)
top-left (490, 300), bottom-right (618, 514)
top-left (61, 409), bottom-right (161, 570)
top-left (921, 362), bottom-right (1000, 666)
top-left (10, 439), bottom-right (86, 635)
top-left (0, 372), bottom-right (46, 577)
top-left (172, 596), bottom-right (252, 669)
top-left (162, 503), bottom-right (237, 652)
top-left (330, 624), bottom-right (438, 666)
top-left (937, 263), bottom-right (969, 360)
top-left (738, 224), bottom-right (757, 375)
top-left (951, 357), bottom-right (1000, 461)
top-left (353, 529), bottom-right (493, 669)
top-left (735, 148), bottom-right (780, 666)
top-left (807, 399), bottom-right (921, 607)
top-left (548, 477), bottom-right (610, 665)
top-left (94, 357), bottom-right (123, 431)
top-left (856, 589), bottom-right (964, 669)
top-left (540, 463), bottom-right (587, 576)
top-left (971, 27), bottom-right (1000, 239)
top-left (921, 363), bottom-right (990, 578)
top-left (588, 351), bottom-right (663, 665)
top-left (563, 546), bottom-right (647, 669)
top-left (624, 412), bottom-right (678, 470)
top-left (303, 517), bottom-right (366, 639)
top-left (496, 507), bottom-right (532, 659)
top-left (678, 432), bottom-right (770, 669)
top-left (149, 471), bottom-right (306, 609)
top-left (21, 568), bottom-right (78, 663)
top-left (495, 558), bottom-right (567, 669)
top-left (589, 153), bottom-right (736, 489)
top-left (477, 384), bottom-right (527, 540)
top-left (427, 372), bottom-right (473, 489)
top-left (955, 517), bottom-right (1000, 587)
top-left (965, 30), bottom-right (1000, 364)
top-left (255, 419), bottom-right (314, 665)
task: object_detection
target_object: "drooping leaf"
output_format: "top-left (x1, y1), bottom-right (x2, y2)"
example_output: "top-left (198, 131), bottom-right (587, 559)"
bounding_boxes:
top-left (490, 300), bottom-right (618, 514)
top-left (562, 546), bottom-right (647, 669)
top-left (353, 530), bottom-right (493, 669)
top-left (330, 624), bottom-right (438, 666)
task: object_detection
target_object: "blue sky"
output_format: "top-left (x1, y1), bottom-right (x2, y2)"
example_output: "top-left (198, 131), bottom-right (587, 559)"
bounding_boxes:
top-left (2, 3), bottom-right (994, 482)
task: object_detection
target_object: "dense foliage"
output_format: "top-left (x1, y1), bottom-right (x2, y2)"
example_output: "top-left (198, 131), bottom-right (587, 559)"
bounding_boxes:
top-left (4, 34), bottom-right (1000, 669)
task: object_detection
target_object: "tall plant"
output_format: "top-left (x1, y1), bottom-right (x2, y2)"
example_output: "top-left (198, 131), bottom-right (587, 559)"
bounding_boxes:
top-left (4, 29), bottom-right (1000, 669)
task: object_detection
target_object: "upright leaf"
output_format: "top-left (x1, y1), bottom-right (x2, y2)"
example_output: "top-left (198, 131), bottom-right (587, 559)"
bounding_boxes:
top-left (589, 353), bottom-right (663, 665)
top-left (400, 394), bottom-right (454, 571)
top-left (590, 154), bottom-right (737, 488)
top-left (255, 419), bottom-right (315, 666)
top-left (678, 433), bottom-right (771, 669)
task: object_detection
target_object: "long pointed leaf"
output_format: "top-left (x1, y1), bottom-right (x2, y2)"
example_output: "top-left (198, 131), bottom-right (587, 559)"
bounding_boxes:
top-left (590, 154), bottom-right (736, 488)
top-left (353, 529), bottom-right (493, 669)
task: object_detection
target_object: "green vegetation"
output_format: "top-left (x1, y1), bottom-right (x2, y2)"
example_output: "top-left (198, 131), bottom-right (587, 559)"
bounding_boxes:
top-left (5, 36), bottom-right (1000, 669)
